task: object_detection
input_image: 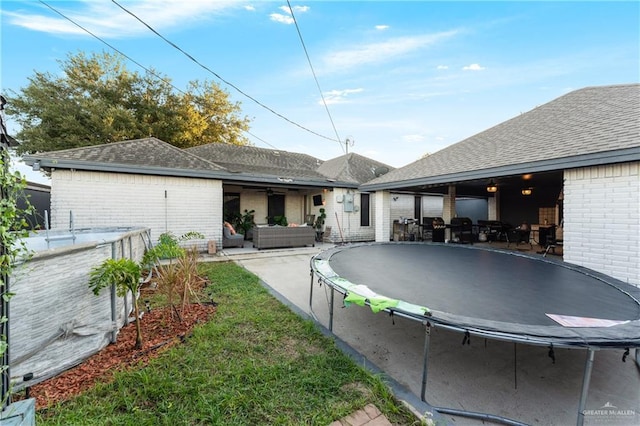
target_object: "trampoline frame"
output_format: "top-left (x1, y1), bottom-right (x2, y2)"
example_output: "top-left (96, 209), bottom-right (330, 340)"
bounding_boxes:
top-left (309, 242), bottom-right (640, 426)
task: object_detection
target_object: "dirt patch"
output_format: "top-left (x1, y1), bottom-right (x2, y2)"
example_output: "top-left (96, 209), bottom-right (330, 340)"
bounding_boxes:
top-left (15, 302), bottom-right (216, 410)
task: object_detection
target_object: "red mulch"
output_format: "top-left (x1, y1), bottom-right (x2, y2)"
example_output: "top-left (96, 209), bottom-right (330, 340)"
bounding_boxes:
top-left (15, 301), bottom-right (216, 410)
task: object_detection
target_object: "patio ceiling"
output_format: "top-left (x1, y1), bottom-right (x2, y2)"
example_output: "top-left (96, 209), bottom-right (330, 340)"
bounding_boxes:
top-left (388, 170), bottom-right (564, 198)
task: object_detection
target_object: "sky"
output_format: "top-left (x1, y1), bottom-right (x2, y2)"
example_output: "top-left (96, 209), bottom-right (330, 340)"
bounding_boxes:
top-left (1, 1), bottom-right (639, 184)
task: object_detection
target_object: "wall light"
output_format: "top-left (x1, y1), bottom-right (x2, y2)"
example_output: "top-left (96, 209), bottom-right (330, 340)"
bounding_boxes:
top-left (486, 180), bottom-right (498, 193)
top-left (521, 188), bottom-right (533, 196)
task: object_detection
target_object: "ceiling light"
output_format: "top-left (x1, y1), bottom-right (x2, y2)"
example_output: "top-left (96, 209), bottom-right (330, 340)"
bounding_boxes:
top-left (521, 188), bottom-right (533, 196)
top-left (486, 180), bottom-right (498, 193)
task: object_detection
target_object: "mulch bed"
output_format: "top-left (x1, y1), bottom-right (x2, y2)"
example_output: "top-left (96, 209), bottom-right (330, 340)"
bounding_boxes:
top-left (14, 301), bottom-right (216, 410)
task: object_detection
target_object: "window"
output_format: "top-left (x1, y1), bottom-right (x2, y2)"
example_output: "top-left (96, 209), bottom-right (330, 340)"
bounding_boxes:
top-left (223, 192), bottom-right (240, 222)
top-left (360, 193), bottom-right (370, 226)
top-left (267, 194), bottom-right (285, 225)
top-left (414, 196), bottom-right (421, 221)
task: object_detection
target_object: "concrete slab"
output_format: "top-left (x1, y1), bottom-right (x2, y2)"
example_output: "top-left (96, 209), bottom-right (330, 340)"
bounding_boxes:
top-left (220, 247), bottom-right (639, 426)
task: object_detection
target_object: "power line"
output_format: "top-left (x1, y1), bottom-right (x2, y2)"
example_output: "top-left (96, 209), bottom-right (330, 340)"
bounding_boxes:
top-left (244, 130), bottom-right (277, 150)
top-left (110, 0), bottom-right (340, 145)
top-left (37, 0), bottom-right (276, 150)
top-left (38, 0), bottom-right (187, 98)
top-left (286, 0), bottom-right (345, 154)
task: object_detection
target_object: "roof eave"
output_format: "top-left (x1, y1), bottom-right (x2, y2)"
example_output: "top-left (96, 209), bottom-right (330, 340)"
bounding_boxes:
top-left (360, 147), bottom-right (640, 191)
top-left (23, 156), bottom-right (361, 188)
top-left (22, 157), bottom-right (233, 180)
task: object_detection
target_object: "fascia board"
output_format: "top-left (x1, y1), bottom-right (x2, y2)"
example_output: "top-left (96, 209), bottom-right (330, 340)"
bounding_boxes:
top-left (360, 147), bottom-right (640, 191)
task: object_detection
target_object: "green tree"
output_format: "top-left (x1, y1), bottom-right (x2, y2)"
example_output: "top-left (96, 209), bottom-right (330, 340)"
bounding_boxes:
top-left (7, 51), bottom-right (251, 154)
top-left (88, 258), bottom-right (144, 350)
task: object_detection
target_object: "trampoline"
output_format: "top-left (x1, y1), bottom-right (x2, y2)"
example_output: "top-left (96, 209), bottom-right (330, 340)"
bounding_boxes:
top-left (309, 242), bottom-right (640, 426)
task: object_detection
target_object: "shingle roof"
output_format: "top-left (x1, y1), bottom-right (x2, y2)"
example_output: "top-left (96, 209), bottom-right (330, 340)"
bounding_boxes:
top-left (316, 153), bottom-right (394, 184)
top-left (186, 143), bottom-right (330, 180)
top-left (362, 84), bottom-right (640, 189)
top-left (25, 137), bottom-right (225, 173)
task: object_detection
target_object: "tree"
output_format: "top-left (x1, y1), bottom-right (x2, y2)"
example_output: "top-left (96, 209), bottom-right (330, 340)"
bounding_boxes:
top-left (7, 51), bottom-right (251, 154)
top-left (88, 258), bottom-right (144, 350)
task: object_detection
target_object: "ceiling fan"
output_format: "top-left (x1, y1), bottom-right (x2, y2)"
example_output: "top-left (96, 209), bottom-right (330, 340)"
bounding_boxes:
top-left (256, 187), bottom-right (285, 196)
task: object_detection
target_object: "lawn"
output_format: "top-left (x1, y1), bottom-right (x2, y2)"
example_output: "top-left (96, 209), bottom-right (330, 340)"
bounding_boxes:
top-left (36, 261), bottom-right (422, 425)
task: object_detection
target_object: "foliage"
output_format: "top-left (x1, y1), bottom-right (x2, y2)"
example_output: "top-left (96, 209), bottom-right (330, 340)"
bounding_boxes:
top-left (88, 258), bottom-right (143, 350)
top-left (36, 262), bottom-right (420, 425)
top-left (142, 231), bottom-right (207, 321)
top-left (7, 51), bottom-right (252, 154)
top-left (314, 207), bottom-right (327, 230)
top-left (0, 146), bottom-right (34, 407)
top-left (272, 215), bottom-right (288, 226)
top-left (234, 209), bottom-right (255, 236)
top-left (141, 231), bottom-right (204, 268)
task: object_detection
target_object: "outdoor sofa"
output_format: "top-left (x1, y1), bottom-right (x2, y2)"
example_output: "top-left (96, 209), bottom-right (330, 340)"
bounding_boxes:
top-left (252, 225), bottom-right (315, 250)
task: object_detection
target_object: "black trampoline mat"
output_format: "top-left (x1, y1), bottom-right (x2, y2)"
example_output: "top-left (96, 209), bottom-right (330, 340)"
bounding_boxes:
top-left (323, 244), bottom-right (640, 328)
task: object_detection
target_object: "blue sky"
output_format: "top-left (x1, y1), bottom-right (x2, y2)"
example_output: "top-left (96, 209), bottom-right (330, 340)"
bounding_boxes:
top-left (2, 0), bottom-right (639, 184)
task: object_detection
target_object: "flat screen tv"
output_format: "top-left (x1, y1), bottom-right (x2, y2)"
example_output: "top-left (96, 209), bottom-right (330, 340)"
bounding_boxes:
top-left (313, 194), bottom-right (323, 206)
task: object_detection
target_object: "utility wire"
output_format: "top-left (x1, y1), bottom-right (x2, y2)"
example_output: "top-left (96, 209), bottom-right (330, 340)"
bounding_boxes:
top-left (286, 0), bottom-right (345, 154)
top-left (111, 0), bottom-right (339, 144)
top-left (37, 0), bottom-right (276, 150)
top-left (38, 0), bottom-right (187, 98)
top-left (244, 130), bottom-right (277, 150)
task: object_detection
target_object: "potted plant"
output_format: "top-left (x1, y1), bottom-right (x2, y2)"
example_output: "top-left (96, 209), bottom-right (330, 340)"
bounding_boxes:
top-left (314, 208), bottom-right (326, 231)
top-left (314, 208), bottom-right (327, 242)
top-left (237, 209), bottom-right (255, 240)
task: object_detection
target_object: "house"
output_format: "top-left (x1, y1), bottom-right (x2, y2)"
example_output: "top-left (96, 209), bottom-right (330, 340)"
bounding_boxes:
top-left (22, 138), bottom-right (394, 250)
top-left (360, 84), bottom-right (640, 287)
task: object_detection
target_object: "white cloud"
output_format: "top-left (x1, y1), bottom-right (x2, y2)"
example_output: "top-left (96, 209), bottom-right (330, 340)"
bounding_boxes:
top-left (375, 25), bottom-right (389, 31)
top-left (269, 13), bottom-right (294, 24)
top-left (321, 88), bottom-right (364, 105)
top-left (4, 0), bottom-right (242, 38)
top-left (462, 63), bottom-right (486, 71)
top-left (321, 30), bottom-right (459, 73)
top-left (279, 5), bottom-right (309, 14)
top-left (244, 5), bottom-right (256, 12)
top-left (271, 4), bottom-right (309, 24)
top-left (437, 65), bottom-right (449, 70)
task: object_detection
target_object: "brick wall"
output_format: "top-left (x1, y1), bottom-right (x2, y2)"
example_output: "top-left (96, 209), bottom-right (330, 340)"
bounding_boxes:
top-left (51, 170), bottom-right (223, 250)
top-left (564, 162), bottom-right (639, 287)
top-left (325, 188), bottom-right (376, 243)
top-left (375, 191), bottom-right (391, 242)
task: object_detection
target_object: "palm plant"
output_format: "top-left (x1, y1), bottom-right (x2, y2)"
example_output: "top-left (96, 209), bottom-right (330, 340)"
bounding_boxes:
top-left (88, 258), bottom-right (143, 349)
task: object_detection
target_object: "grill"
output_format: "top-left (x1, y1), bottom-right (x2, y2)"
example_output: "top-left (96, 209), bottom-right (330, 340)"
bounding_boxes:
top-left (422, 217), bottom-right (445, 242)
top-left (450, 217), bottom-right (473, 244)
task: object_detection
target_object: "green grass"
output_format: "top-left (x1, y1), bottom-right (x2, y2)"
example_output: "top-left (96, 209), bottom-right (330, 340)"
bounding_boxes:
top-left (37, 261), bottom-right (422, 425)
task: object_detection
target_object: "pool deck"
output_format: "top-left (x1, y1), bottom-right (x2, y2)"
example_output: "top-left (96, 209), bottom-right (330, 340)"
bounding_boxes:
top-left (202, 241), bottom-right (637, 425)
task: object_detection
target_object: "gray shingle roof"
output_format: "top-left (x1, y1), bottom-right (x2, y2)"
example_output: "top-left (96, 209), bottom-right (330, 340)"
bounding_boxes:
top-left (362, 84), bottom-right (640, 189)
top-left (316, 153), bottom-right (394, 184)
top-left (186, 143), bottom-right (330, 180)
top-left (25, 137), bottom-right (225, 173)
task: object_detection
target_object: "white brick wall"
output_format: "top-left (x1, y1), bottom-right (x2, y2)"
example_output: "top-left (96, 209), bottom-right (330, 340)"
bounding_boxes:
top-left (323, 188), bottom-right (375, 243)
top-left (375, 191), bottom-right (391, 242)
top-left (564, 162), bottom-right (639, 287)
top-left (51, 170), bottom-right (223, 250)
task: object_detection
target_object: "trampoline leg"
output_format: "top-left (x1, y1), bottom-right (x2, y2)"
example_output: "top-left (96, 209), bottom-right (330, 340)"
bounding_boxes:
top-left (328, 286), bottom-right (335, 332)
top-left (308, 268), bottom-right (318, 323)
top-left (577, 348), bottom-right (595, 426)
top-left (420, 322), bottom-right (431, 402)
